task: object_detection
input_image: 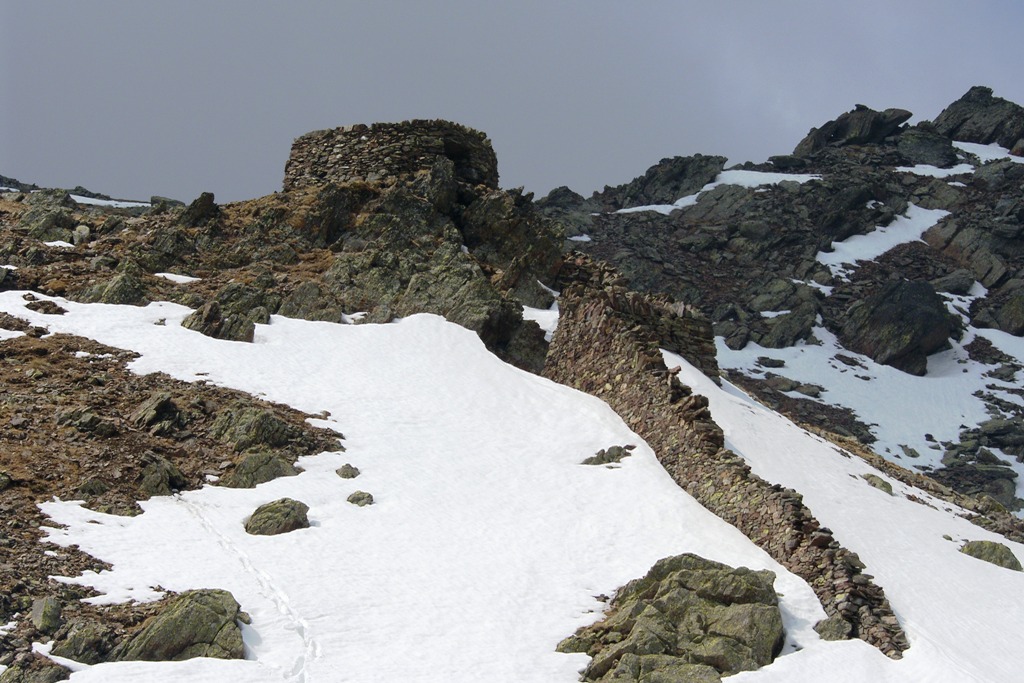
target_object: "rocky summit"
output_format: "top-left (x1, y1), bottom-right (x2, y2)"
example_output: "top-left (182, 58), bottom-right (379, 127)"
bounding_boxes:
top-left (1, 90), bottom-right (1024, 681)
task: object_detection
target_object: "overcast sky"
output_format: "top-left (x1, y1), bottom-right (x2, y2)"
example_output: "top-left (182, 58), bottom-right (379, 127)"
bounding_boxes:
top-left (4, 2), bottom-right (1024, 203)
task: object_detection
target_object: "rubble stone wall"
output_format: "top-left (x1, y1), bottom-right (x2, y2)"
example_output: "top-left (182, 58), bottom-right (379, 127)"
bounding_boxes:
top-left (283, 120), bottom-right (499, 191)
top-left (543, 255), bottom-right (909, 659)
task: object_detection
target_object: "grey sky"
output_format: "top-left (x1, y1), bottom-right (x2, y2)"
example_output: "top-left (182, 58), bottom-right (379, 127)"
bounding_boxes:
top-left (4, 2), bottom-right (1024, 203)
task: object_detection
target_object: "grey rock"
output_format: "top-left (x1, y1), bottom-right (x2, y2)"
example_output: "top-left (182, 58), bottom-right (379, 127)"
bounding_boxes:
top-left (594, 155), bottom-right (727, 210)
top-left (562, 553), bottom-right (783, 681)
top-left (50, 621), bottom-right (114, 664)
top-left (814, 613), bottom-right (853, 641)
top-left (581, 445), bottom-right (633, 465)
top-left (108, 589), bottom-right (245, 661)
top-left (862, 474), bottom-right (893, 495)
top-left (139, 453), bottom-right (188, 498)
top-left (347, 490), bottom-right (374, 507)
top-left (245, 498), bottom-right (310, 535)
top-left (896, 125), bottom-right (959, 168)
top-left (221, 451), bottom-right (298, 488)
top-left (336, 463), bottom-right (361, 479)
top-left (959, 540), bottom-right (1022, 570)
top-left (20, 207), bottom-right (75, 243)
top-left (181, 301), bottom-right (255, 343)
top-left (30, 596), bottom-right (62, 635)
top-left (0, 659), bottom-right (71, 683)
top-left (210, 404), bottom-right (298, 452)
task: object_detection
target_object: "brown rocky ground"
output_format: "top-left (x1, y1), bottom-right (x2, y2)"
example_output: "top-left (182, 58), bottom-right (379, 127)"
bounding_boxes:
top-left (0, 309), bottom-right (341, 670)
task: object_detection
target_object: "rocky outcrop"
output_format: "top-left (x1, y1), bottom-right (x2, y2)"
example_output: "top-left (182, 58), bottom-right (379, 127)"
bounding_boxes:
top-left (838, 280), bottom-right (956, 375)
top-left (108, 589), bottom-right (245, 661)
top-left (283, 120), bottom-right (499, 191)
top-left (544, 256), bottom-right (908, 658)
top-left (932, 86), bottom-right (1024, 150)
top-left (558, 554), bottom-right (783, 682)
top-left (593, 155), bottom-right (727, 210)
top-left (794, 105), bottom-right (912, 157)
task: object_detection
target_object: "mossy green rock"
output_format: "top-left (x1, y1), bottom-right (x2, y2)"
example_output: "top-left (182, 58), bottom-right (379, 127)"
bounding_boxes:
top-left (210, 405), bottom-right (298, 452)
top-left (562, 553), bottom-right (783, 682)
top-left (0, 659), bottom-right (71, 683)
top-left (862, 473), bottom-right (894, 495)
top-left (51, 620), bottom-right (114, 664)
top-left (960, 540), bottom-right (1022, 570)
top-left (222, 451), bottom-right (298, 488)
top-left (30, 596), bottom-right (63, 635)
top-left (108, 589), bottom-right (244, 661)
top-left (245, 497), bottom-right (310, 535)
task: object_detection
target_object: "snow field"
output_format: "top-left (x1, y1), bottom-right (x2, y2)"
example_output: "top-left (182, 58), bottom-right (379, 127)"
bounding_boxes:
top-left (1, 293), bottom-right (825, 682)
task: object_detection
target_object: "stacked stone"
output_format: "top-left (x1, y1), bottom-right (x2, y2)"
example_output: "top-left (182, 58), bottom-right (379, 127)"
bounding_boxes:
top-left (283, 120), bottom-right (499, 191)
top-left (543, 255), bottom-right (909, 659)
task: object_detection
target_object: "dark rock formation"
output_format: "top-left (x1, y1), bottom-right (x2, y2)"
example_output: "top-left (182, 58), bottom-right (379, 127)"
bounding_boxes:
top-left (932, 86), bottom-right (1024, 150)
top-left (794, 105), bottom-right (912, 157)
top-left (838, 280), bottom-right (956, 375)
top-left (245, 498), bottom-right (310, 535)
top-left (177, 192), bottom-right (220, 227)
top-left (558, 554), bottom-right (783, 681)
top-left (221, 451), bottom-right (299, 488)
top-left (593, 155), bottom-right (727, 211)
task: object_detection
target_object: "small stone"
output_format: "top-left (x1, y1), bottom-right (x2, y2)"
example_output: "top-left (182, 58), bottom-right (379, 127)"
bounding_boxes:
top-left (336, 464), bottom-right (360, 479)
top-left (347, 491), bottom-right (374, 507)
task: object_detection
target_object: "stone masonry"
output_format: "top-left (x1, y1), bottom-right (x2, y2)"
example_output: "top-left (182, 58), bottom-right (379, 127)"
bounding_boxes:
top-left (543, 254), bottom-right (909, 659)
top-left (283, 120), bottom-right (499, 191)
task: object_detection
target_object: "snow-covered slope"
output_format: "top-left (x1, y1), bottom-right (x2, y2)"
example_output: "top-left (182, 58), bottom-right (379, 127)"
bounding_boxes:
top-left (1, 292), bottom-right (1021, 682)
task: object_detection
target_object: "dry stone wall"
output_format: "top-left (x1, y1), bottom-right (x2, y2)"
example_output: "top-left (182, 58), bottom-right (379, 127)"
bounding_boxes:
top-left (543, 254), bottom-right (909, 659)
top-left (283, 120), bottom-right (499, 191)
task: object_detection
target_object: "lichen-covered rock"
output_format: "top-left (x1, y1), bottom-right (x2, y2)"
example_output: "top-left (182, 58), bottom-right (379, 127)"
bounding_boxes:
top-left (210, 404), bottom-right (299, 452)
top-left (245, 498), bottom-right (310, 535)
top-left (594, 155), bottom-right (727, 210)
top-left (347, 490), bottom-right (374, 507)
top-left (839, 280), bottom-right (956, 375)
top-left (177, 192), bottom-right (219, 227)
top-left (138, 453), bottom-right (189, 498)
top-left (560, 553), bottom-right (783, 682)
top-left (182, 301), bottom-right (255, 343)
top-left (336, 463), bottom-right (360, 479)
top-left (50, 620), bottom-right (115, 664)
top-left (29, 596), bottom-right (62, 635)
top-left (20, 207), bottom-right (75, 243)
top-left (0, 658), bottom-right (70, 683)
top-left (108, 589), bottom-right (245, 661)
top-left (959, 540), bottom-right (1022, 570)
top-left (221, 451), bottom-right (298, 488)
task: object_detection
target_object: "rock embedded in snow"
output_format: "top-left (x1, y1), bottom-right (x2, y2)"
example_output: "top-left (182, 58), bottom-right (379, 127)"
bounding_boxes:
top-left (181, 301), bottom-right (255, 343)
top-left (335, 463), bottom-right (360, 479)
top-left (347, 490), bottom-right (374, 507)
top-left (559, 553), bottom-right (783, 681)
top-left (244, 498), bottom-right (310, 536)
top-left (959, 540), bottom-right (1022, 571)
top-left (108, 589), bottom-right (245, 661)
top-left (580, 445), bottom-right (633, 465)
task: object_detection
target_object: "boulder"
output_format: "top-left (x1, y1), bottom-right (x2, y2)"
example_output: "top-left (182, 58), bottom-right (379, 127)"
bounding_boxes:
top-left (0, 659), bottom-right (70, 683)
top-left (181, 301), bottom-right (255, 343)
top-left (108, 589), bottom-right (245, 661)
top-left (245, 498), bottom-right (310, 535)
top-left (30, 596), bottom-right (62, 635)
top-left (138, 453), bottom-right (189, 498)
top-left (839, 280), bottom-right (956, 375)
top-left (558, 553), bottom-right (783, 681)
top-left (959, 540), bottom-right (1022, 570)
top-left (221, 451), bottom-right (298, 488)
top-left (347, 490), bottom-right (374, 507)
top-left (50, 621), bottom-right (115, 664)
top-left (336, 463), bottom-right (361, 479)
top-left (896, 125), bottom-right (959, 168)
top-left (932, 86), bottom-right (1024, 150)
top-left (210, 404), bottom-right (299, 452)
top-left (794, 105), bottom-right (912, 157)
top-left (20, 207), bottom-right (75, 243)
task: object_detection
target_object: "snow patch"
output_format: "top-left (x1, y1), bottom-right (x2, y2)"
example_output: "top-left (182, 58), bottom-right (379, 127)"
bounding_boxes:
top-left (70, 194), bottom-right (150, 208)
top-left (895, 163), bottom-right (974, 178)
top-left (953, 141), bottom-right (1024, 164)
top-left (154, 272), bottom-right (201, 284)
